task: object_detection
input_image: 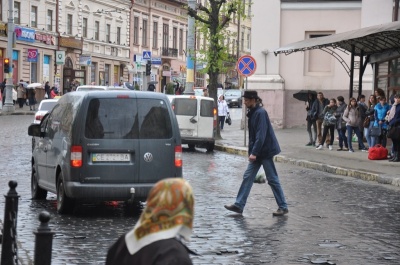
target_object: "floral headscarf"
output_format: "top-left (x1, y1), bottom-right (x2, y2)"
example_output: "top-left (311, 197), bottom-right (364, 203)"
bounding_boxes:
top-left (125, 178), bottom-right (194, 255)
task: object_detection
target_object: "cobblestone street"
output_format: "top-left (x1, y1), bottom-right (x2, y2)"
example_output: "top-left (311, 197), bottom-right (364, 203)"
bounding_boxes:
top-left (0, 115), bottom-right (399, 264)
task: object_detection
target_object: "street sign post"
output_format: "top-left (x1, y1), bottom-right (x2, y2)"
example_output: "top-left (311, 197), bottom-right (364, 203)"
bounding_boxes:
top-left (236, 55), bottom-right (257, 77)
top-left (142, 51), bottom-right (151, 60)
top-left (236, 55), bottom-right (257, 147)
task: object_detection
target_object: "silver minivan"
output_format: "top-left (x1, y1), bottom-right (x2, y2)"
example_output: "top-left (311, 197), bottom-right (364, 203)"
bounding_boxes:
top-left (28, 91), bottom-right (182, 214)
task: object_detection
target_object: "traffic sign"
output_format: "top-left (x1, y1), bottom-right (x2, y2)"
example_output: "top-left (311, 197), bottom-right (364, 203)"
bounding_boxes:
top-left (236, 55), bottom-right (257, 77)
top-left (143, 51), bottom-right (151, 60)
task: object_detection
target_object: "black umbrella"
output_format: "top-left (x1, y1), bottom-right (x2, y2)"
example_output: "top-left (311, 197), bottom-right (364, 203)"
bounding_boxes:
top-left (293, 90), bottom-right (317, 102)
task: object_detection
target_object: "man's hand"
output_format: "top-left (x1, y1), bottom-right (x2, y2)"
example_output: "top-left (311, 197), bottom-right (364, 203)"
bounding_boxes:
top-left (249, 154), bottom-right (257, 162)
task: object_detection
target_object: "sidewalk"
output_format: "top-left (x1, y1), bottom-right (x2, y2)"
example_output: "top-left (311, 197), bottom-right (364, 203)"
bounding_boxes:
top-left (215, 118), bottom-right (400, 188)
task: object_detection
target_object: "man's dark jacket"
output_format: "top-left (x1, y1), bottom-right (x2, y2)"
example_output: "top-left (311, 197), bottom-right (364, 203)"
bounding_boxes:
top-left (247, 104), bottom-right (281, 159)
top-left (311, 98), bottom-right (329, 120)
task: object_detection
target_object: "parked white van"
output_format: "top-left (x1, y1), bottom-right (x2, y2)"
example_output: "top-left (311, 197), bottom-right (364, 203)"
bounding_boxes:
top-left (168, 95), bottom-right (216, 152)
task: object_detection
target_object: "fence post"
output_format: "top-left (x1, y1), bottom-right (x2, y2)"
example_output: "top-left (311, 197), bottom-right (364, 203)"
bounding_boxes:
top-left (1, 181), bottom-right (20, 265)
top-left (33, 211), bottom-right (54, 265)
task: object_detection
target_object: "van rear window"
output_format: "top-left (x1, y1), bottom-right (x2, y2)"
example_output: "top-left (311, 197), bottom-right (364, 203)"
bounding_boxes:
top-left (85, 98), bottom-right (172, 139)
top-left (173, 99), bottom-right (197, 116)
top-left (200, 100), bottom-right (214, 117)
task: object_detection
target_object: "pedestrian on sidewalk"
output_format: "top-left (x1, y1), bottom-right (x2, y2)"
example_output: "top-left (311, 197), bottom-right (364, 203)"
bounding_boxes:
top-left (311, 92), bottom-right (330, 146)
top-left (316, 98), bottom-right (337, 150)
top-left (387, 93), bottom-right (400, 162)
top-left (335, 96), bottom-right (349, 151)
top-left (373, 96), bottom-right (390, 147)
top-left (217, 95), bottom-right (229, 130)
top-left (305, 93), bottom-right (317, 146)
top-left (224, 90), bottom-right (288, 216)
top-left (27, 88), bottom-right (36, 111)
top-left (106, 178), bottom-right (196, 265)
top-left (364, 95), bottom-right (377, 148)
top-left (343, 97), bottom-right (367, 152)
top-left (17, 83), bottom-right (26, 108)
top-left (357, 95), bottom-right (368, 149)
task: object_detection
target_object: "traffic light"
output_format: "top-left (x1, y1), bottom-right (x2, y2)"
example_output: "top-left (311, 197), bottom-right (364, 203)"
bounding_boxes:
top-left (3, 58), bottom-right (10, 73)
top-left (145, 62), bottom-right (151, 76)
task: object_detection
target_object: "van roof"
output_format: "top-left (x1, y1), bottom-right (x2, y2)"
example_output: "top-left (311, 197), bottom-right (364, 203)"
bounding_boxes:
top-left (60, 91), bottom-right (171, 104)
top-left (167, 94), bottom-right (214, 102)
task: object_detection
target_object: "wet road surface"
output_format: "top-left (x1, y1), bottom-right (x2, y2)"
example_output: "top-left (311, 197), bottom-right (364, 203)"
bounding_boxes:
top-left (0, 115), bottom-right (399, 265)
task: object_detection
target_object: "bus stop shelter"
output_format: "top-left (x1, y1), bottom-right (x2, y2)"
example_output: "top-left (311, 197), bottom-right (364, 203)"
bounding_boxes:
top-left (274, 20), bottom-right (400, 98)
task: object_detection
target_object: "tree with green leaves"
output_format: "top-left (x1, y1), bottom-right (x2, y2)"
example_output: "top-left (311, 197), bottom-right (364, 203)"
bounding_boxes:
top-left (188, 0), bottom-right (246, 138)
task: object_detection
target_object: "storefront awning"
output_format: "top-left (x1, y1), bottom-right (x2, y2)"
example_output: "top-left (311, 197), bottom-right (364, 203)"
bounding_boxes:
top-left (274, 21), bottom-right (400, 56)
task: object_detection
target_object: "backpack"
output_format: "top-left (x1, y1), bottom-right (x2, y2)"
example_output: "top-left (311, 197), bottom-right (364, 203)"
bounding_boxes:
top-left (324, 112), bottom-right (337, 126)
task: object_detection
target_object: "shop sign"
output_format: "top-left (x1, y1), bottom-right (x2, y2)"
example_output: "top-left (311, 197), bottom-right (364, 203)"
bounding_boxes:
top-left (79, 54), bottom-right (92, 65)
top-left (151, 57), bottom-right (162, 65)
top-left (59, 36), bottom-right (82, 50)
top-left (35, 33), bottom-right (56, 45)
top-left (27, 49), bottom-right (38, 62)
top-left (56, 51), bottom-right (65, 65)
top-left (15, 27), bottom-right (36, 43)
top-left (0, 22), bottom-right (7, 37)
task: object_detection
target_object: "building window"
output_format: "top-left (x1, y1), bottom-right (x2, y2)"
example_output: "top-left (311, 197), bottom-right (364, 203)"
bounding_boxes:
top-left (31, 6), bottom-right (38, 28)
top-left (14, 2), bottom-right (20, 24)
top-left (241, 32), bottom-right (244, 51)
top-left (105, 64), bottom-right (110, 85)
top-left (95, 21), bottom-right (99, 40)
top-left (117, 27), bottom-right (121, 45)
top-left (82, 18), bottom-right (87, 38)
top-left (142, 19), bottom-right (148, 46)
top-left (179, 29), bottom-right (183, 55)
top-left (247, 29), bottom-right (251, 50)
top-left (47, 10), bottom-right (53, 31)
top-left (305, 32), bottom-right (334, 75)
top-left (163, 23), bottom-right (169, 49)
top-left (172, 27), bottom-right (177, 49)
top-left (152, 21), bottom-right (158, 48)
top-left (31, 62), bottom-right (38, 83)
top-left (133, 17), bottom-right (139, 44)
top-left (91, 62), bottom-right (97, 84)
top-left (106, 24), bottom-right (110, 42)
top-left (67, 14), bottom-right (73, 35)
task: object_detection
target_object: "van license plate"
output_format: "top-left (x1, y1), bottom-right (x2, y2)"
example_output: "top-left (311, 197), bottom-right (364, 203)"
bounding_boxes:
top-left (180, 129), bottom-right (193, 136)
top-left (92, 153), bottom-right (131, 162)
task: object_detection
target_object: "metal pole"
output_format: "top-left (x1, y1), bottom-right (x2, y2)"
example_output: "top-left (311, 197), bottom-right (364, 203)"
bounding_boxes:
top-left (349, 45), bottom-right (355, 99)
top-left (1, 181), bottom-right (20, 265)
top-left (184, 0), bottom-right (196, 95)
top-left (34, 211), bottom-right (54, 265)
top-left (3, 0), bottom-right (15, 113)
top-left (244, 77), bottom-right (247, 147)
top-left (358, 50), bottom-right (364, 97)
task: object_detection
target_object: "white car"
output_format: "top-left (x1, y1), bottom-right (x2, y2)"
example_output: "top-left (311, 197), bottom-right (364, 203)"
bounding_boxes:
top-left (33, 99), bottom-right (59, 124)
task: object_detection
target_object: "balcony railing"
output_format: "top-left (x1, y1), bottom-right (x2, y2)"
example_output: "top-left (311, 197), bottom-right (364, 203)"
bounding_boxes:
top-left (161, 47), bottom-right (178, 58)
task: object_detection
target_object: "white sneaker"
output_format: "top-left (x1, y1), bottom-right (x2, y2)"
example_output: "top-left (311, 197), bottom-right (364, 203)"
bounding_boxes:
top-left (328, 145), bottom-right (333, 151)
top-left (316, 145), bottom-right (323, 150)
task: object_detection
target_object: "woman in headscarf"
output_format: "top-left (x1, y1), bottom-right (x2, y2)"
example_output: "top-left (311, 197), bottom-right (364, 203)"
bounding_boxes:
top-left (106, 178), bottom-right (195, 265)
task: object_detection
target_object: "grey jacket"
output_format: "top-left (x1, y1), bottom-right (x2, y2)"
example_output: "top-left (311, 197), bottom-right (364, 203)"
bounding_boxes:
top-left (335, 102), bottom-right (347, 129)
top-left (343, 106), bottom-right (362, 127)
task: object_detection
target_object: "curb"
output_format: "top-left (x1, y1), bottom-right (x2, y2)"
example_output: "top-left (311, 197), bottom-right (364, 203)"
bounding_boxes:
top-left (0, 111), bottom-right (34, 116)
top-left (215, 144), bottom-right (400, 188)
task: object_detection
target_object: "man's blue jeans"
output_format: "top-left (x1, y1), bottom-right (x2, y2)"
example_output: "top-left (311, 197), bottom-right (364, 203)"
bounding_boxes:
top-left (234, 157), bottom-right (288, 211)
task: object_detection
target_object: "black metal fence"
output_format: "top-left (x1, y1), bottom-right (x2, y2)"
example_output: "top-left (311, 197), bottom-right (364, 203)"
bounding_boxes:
top-left (1, 181), bottom-right (54, 265)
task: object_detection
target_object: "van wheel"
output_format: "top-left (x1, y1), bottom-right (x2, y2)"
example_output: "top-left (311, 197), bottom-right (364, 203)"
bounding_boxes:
top-left (188, 144), bottom-right (195, 150)
top-left (57, 175), bottom-right (74, 214)
top-left (206, 143), bottom-right (215, 152)
top-left (31, 163), bottom-right (47, 200)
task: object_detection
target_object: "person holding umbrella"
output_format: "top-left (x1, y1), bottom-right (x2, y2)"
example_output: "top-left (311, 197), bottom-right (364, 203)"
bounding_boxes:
top-left (26, 86), bottom-right (36, 111)
top-left (305, 93), bottom-right (317, 146)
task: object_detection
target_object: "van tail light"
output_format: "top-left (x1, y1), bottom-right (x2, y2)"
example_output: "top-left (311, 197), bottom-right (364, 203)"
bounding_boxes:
top-left (71, 145), bottom-right (83, 168)
top-left (175, 145), bottom-right (182, 167)
top-left (35, 115), bottom-right (43, 121)
top-left (213, 108), bottom-right (217, 128)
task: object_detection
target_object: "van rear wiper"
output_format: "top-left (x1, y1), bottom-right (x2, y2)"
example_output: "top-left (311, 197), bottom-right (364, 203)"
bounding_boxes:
top-left (190, 116), bottom-right (197, 124)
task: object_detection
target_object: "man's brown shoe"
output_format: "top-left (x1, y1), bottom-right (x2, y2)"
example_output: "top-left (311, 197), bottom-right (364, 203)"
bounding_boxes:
top-left (224, 204), bottom-right (243, 214)
top-left (272, 208), bottom-right (288, 216)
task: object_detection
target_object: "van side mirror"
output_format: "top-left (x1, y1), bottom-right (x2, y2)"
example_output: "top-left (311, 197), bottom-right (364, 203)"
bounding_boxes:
top-left (28, 124), bottom-right (42, 137)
